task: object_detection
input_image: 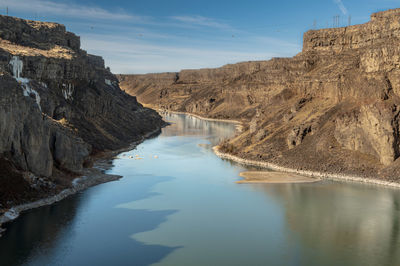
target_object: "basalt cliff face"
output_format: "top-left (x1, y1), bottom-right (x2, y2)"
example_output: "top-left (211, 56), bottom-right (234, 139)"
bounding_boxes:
top-left (0, 16), bottom-right (164, 210)
top-left (119, 8), bottom-right (400, 182)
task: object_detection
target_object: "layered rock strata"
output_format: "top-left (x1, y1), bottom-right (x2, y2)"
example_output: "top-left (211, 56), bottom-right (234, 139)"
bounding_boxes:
top-left (0, 15), bottom-right (164, 210)
top-left (119, 8), bottom-right (400, 182)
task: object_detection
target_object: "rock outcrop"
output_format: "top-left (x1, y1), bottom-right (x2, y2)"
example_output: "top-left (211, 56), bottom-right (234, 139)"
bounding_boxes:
top-left (0, 15), bottom-right (164, 209)
top-left (119, 8), bottom-right (400, 181)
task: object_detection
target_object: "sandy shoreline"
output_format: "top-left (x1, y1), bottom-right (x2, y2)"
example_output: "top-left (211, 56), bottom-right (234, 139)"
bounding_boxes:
top-left (0, 128), bottom-right (161, 237)
top-left (213, 146), bottom-right (400, 188)
top-left (238, 171), bottom-right (320, 184)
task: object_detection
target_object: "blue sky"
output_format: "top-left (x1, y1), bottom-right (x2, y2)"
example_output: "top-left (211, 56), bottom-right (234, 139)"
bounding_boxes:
top-left (1, 0), bottom-right (399, 74)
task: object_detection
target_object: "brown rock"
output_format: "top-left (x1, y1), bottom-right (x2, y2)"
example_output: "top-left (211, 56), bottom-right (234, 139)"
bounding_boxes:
top-left (119, 8), bottom-right (400, 180)
top-left (0, 15), bottom-right (165, 207)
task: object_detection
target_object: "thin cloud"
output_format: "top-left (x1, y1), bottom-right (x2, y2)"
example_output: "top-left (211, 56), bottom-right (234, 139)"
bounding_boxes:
top-left (82, 35), bottom-right (274, 59)
top-left (0, 0), bottom-right (145, 21)
top-left (170, 15), bottom-right (234, 31)
top-left (80, 34), bottom-right (299, 74)
top-left (255, 36), bottom-right (300, 50)
top-left (333, 0), bottom-right (348, 15)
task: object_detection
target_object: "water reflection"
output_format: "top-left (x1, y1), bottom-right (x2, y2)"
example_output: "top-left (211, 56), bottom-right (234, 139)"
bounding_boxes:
top-left (162, 113), bottom-right (238, 146)
top-left (0, 195), bottom-right (82, 266)
top-left (255, 182), bottom-right (400, 265)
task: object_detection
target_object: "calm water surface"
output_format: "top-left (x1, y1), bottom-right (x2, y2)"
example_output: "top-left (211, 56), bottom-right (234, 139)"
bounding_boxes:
top-left (1, 113), bottom-right (400, 266)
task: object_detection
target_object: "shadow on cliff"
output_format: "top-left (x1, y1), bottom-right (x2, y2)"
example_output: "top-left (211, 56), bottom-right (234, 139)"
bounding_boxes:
top-left (0, 174), bottom-right (181, 266)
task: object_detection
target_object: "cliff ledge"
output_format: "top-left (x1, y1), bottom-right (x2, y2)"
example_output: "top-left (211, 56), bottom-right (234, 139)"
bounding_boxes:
top-left (119, 8), bottom-right (400, 182)
top-left (0, 16), bottom-right (164, 211)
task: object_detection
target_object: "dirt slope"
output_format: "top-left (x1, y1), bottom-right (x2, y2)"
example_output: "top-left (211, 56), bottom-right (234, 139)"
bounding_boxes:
top-left (119, 8), bottom-right (400, 182)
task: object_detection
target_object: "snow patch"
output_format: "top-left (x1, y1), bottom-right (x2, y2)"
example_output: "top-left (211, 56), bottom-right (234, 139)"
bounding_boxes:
top-left (15, 77), bottom-right (30, 84)
top-left (4, 208), bottom-right (19, 220)
top-left (105, 79), bottom-right (112, 86)
top-left (16, 77), bottom-right (42, 111)
top-left (72, 178), bottom-right (81, 187)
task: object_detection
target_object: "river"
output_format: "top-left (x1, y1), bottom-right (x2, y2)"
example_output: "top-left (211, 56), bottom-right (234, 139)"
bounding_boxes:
top-left (1, 113), bottom-right (399, 266)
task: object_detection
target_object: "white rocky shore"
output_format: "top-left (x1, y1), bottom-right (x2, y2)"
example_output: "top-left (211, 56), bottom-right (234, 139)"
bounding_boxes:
top-left (213, 146), bottom-right (400, 189)
top-left (0, 159), bottom-right (121, 237)
top-left (0, 128), bottom-right (162, 237)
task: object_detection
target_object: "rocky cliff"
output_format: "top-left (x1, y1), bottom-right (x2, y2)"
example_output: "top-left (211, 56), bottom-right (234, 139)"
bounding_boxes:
top-left (0, 16), bottom-right (164, 210)
top-left (119, 8), bottom-right (400, 182)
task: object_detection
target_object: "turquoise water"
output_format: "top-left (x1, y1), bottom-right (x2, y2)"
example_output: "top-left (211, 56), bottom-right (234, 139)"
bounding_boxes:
top-left (1, 113), bottom-right (400, 266)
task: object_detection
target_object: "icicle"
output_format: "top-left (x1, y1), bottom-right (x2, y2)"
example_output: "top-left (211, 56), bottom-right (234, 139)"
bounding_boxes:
top-left (9, 56), bottom-right (23, 78)
top-left (62, 83), bottom-right (74, 100)
top-left (9, 56), bottom-right (41, 111)
top-left (105, 79), bottom-right (112, 86)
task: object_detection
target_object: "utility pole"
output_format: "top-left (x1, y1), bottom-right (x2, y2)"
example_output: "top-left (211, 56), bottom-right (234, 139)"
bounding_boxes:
top-left (333, 15), bottom-right (340, 27)
top-left (6, 6), bottom-right (8, 16)
top-left (313, 20), bottom-right (317, 29)
top-left (333, 16), bottom-right (339, 27)
top-left (348, 15), bottom-right (351, 26)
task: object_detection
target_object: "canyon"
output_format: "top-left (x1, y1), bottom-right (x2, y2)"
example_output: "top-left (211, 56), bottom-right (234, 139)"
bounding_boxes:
top-left (0, 16), bottom-right (164, 214)
top-left (1, 7), bottom-right (400, 264)
top-left (119, 8), bottom-right (400, 182)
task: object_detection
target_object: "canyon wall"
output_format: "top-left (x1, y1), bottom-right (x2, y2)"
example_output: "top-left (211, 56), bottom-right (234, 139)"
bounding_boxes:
top-left (0, 16), bottom-right (164, 209)
top-left (119, 8), bottom-right (400, 181)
